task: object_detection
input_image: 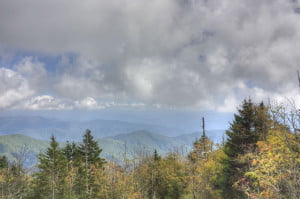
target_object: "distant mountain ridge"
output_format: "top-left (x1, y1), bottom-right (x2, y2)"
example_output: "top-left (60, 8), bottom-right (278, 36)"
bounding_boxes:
top-left (0, 115), bottom-right (225, 166)
top-left (0, 129), bottom-right (225, 166)
top-left (109, 131), bottom-right (182, 154)
top-left (0, 116), bottom-right (194, 141)
top-left (0, 134), bottom-right (49, 167)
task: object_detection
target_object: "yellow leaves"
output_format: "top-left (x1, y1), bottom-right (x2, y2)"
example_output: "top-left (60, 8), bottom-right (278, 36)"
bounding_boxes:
top-left (0, 173), bottom-right (4, 183)
top-left (256, 141), bottom-right (265, 148)
top-left (235, 126), bottom-right (300, 198)
top-left (245, 171), bottom-right (258, 179)
top-left (252, 159), bottom-right (259, 166)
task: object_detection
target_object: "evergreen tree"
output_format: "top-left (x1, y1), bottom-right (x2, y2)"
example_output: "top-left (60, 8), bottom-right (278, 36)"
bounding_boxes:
top-left (225, 99), bottom-right (258, 157)
top-left (63, 141), bottom-right (80, 162)
top-left (31, 136), bottom-right (67, 199)
top-left (149, 149), bottom-right (161, 199)
top-left (78, 129), bottom-right (106, 199)
top-left (218, 99), bottom-right (271, 199)
top-left (153, 149), bottom-right (161, 162)
top-left (254, 102), bottom-right (271, 141)
top-left (62, 141), bottom-right (81, 199)
top-left (0, 155), bottom-right (8, 169)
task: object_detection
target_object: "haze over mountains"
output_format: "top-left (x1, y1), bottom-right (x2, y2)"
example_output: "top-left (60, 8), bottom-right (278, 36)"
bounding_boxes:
top-left (0, 115), bottom-right (225, 166)
top-left (0, 115), bottom-right (205, 141)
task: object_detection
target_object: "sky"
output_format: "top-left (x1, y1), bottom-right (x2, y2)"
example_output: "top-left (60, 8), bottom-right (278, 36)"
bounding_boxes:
top-left (0, 0), bottom-right (300, 123)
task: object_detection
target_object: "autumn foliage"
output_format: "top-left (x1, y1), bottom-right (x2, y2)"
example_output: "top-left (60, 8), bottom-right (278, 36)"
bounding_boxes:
top-left (0, 99), bottom-right (300, 198)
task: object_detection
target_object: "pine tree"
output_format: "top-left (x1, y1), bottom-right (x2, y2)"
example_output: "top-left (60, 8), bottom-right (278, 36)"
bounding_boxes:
top-left (63, 141), bottom-right (80, 162)
top-left (62, 141), bottom-right (80, 199)
top-left (153, 149), bottom-right (161, 162)
top-left (254, 102), bottom-right (271, 141)
top-left (225, 99), bottom-right (258, 158)
top-left (150, 149), bottom-right (161, 199)
top-left (78, 129), bottom-right (106, 199)
top-left (31, 136), bottom-right (67, 199)
top-left (218, 99), bottom-right (271, 199)
top-left (0, 155), bottom-right (8, 169)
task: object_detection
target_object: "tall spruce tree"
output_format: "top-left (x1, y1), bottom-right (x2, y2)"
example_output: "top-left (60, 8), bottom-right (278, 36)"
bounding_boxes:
top-left (254, 102), bottom-right (271, 141)
top-left (32, 136), bottom-right (67, 199)
top-left (62, 141), bottom-right (81, 199)
top-left (225, 100), bottom-right (270, 157)
top-left (0, 155), bottom-right (8, 169)
top-left (218, 99), bottom-right (271, 199)
top-left (63, 141), bottom-right (80, 162)
top-left (225, 99), bottom-right (257, 157)
top-left (78, 129), bottom-right (105, 199)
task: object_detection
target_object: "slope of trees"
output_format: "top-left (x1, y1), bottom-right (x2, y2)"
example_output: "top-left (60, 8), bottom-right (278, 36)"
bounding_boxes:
top-left (0, 98), bottom-right (299, 198)
top-left (215, 99), bottom-right (300, 199)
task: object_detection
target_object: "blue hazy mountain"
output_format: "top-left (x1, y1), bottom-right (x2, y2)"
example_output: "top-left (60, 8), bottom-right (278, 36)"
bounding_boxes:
top-left (108, 130), bottom-right (225, 155)
top-left (0, 116), bottom-right (200, 141)
top-left (0, 130), bottom-right (225, 166)
top-left (0, 115), bottom-right (225, 165)
top-left (0, 134), bottom-right (49, 167)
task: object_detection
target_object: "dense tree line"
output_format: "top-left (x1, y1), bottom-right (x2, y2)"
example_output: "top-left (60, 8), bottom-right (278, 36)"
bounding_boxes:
top-left (0, 98), bottom-right (300, 198)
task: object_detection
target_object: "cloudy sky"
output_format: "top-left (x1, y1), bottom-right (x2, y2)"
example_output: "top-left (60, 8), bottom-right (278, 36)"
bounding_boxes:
top-left (1, 0), bottom-right (300, 113)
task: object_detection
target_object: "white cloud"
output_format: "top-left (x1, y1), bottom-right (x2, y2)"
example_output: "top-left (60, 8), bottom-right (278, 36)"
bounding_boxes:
top-left (13, 56), bottom-right (48, 91)
top-left (20, 95), bottom-right (73, 110)
top-left (217, 93), bottom-right (239, 113)
top-left (74, 97), bottom-right (104, 110)
top-left (0, 68), bottom-right (34, 109)
top-left (1, 0), bottom-right (300, 111)
top-left (15, 95), bottom-right (148, 110)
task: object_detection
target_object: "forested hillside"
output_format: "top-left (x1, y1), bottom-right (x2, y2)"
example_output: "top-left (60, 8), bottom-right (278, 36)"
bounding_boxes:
top-left (0, 99), bottom-right (299, 198)
top-left (0, 130), bottom-right (224, 167)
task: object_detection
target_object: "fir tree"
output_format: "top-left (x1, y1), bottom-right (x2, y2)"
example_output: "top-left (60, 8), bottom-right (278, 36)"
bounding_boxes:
top-left (153, 149), bottom-right (161, 162)
top-left (218, 99), bottom-right (271, 199)
top-left (0, 155), bottom-right (8, 169)
top-left (62, 141), bottom-right (81, 199)
top-left (78, 129), bottom-right (106, 199)
top-left (254, 102), bottom-right (271, 141)
top-left (225, 99), bottom-right (258, 158)
top-left (32, 136), bottom-right (67, 199)
top-left (63, 141), bottom-right (80, 162)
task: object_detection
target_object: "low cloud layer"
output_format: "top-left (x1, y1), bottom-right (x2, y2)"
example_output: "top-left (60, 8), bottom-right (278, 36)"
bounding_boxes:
top-left (0, 0), bottom-right (300, 111)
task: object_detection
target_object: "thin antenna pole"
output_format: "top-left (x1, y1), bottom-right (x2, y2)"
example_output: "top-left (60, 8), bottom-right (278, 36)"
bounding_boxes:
top-left (202, 117), bottom-right (206, 152)
top-left (202, 117), bottom-right (206, 137)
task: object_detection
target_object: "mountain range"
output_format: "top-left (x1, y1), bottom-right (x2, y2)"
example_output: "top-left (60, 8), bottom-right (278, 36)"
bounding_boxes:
top-left (0, 116), bottom-right (225, 166)
top-left (0, 116), bottom-right (198, 141)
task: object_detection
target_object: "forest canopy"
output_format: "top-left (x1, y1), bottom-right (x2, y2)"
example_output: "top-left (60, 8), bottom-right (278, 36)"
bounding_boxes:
top-left (0, 98), bottom-right (299, 199)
